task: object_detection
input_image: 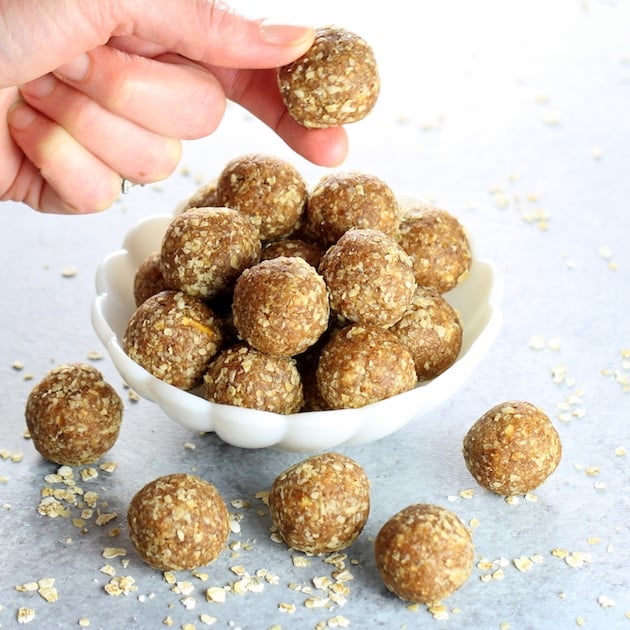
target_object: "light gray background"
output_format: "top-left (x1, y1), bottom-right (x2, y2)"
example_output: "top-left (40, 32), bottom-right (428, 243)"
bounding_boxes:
top-left (1, 1), bottom-right (628, 628)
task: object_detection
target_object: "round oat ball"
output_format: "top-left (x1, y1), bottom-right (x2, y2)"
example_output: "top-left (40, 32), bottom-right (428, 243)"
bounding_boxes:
top-left (133, 251), bottom-right (172, 306)
top-left (316, 324), bottom-right (417, 409)
top-left (160, 207), bottom-right (261, 300)
top-left (232, 256), bottom-right (329, 356)
top-left (375, 503), bottom-right (474, 604)
top-left (278, 25), bottom-right (380, 128)
top-left (260, 238), bottom-right (324, 269)
top-left (204, 343), bottom-right (303, 414)
top-left (127, 473), bottom-right (229, 571)
top-left (269, 452), bottom-right (370, 554)
top-left (397, 205), bottom-right (472, 293)
top-left (123, 290), bottom-right (223, 390)
top-left (463, 401), bottom-right (562, 496)
top-left (216, 154), bottom-right (307, 240)
top-left (390, 286), bottom-right (463, 381)
top-left (25, 363), bottom-right (123, 466)
top-left (319, 228), bottom-right (416, 328)
top-left (305, 171), bottom-right (400, 247)
top-left (182, 179), bottom-right (219, 211)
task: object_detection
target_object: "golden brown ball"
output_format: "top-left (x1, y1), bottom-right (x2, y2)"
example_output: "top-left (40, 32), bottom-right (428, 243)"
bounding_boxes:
top-left (25, 363), bottom-right (123, 466)
top-left (397, 205), bottom-right (472, 293)
top-left (127, 473), bottom-right (229, 571)
top-left (123, 290), bottom-right (224, 390)
top-left (316, 324), bottom-right (417, 409)
top-left (390, 286), bottom-right (463, 381)
top-left (216, 153), bottom-right (307, 241)
top-left (232, 256), bottom-right (329, 356)
top-left (160, 207), bottom-right (261, 300)
top-left (269, 452), bottom-right (370, 554)
top-left (319, 228), bottom-right (416, 329)
top-left (204, 343), bottom-right (303, 414)
top-left (278, 26), bottom-right (380, 128)
top-left (463, 400), bottom-right (562, 496)
top-left (375, 504), bottom-right (474, 604)
top-left (305, 171), bottom-right (400, 247)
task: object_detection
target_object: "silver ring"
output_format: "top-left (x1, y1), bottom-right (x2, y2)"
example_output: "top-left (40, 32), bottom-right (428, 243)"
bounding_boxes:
top-left (121, 178), bottom-right (137, 194)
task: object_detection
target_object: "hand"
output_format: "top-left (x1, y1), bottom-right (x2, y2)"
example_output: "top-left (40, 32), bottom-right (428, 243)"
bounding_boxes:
top-left (0, 0), bottom-right (348, 214)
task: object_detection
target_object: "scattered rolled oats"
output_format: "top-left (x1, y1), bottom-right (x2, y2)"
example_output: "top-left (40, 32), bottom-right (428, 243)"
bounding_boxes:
top-left (514, 556), bottom-right (534, 572)
top-left (17, 607), bottom-right (36, 624)
top-left (104, 576), bottom-right (137, 596)
top-left (102, 547), bottom-right (127, 559)
top-left (205, 587), bottom-right (226, 604)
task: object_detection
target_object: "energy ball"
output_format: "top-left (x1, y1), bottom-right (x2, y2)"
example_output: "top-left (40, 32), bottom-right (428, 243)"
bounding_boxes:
top-left (397, 205), bottom-right (472, 293)
top-left (305, 171), bottom-right (400, 247)
top-left (319, 228), bottom-right (416, 328)
top-left (216, 153), bottom-right (307, 240)
top-left (160, 207), bottom-right (261, 300)
top-left (123, 290), bottom-right (224, 390)
top-left (127, 473), bottom-right (229, 571)
top-left (232, 256), bottom-right (329, 356)
top-left (133, 251), bottom-right (172, 306)
top-left (182, 179), bottom-right (219, 211)
top-left (278, 25), bottom-right (380, 128)
top-left (204, 343), bottom-right (303, 414)
top-left (390, 286), bottom-right (463, 381)
top-left (316, 324), bottom-right (417, 409)
top-left (260, 238), bottom-right (324, 269)
top-left (375, 504), bottom-right (474, 604)
top-left (25, 363), bottom-right (123, 466)
top-left (269, 452), bottom-right (370, 554)
top-left (463, 401), bottom-right (562, 496)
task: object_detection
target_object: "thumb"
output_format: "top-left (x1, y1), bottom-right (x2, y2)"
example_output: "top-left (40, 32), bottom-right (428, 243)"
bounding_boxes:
top-left (0, 0), bottom-right (315, 87)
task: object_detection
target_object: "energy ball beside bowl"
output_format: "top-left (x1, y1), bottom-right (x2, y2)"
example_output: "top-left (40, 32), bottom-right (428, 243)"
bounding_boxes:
top-left (269, 452), bottom-right (370, 555)
top-left (397, 205), bottom-right (472, 294)
top-left (305, 171), bottom-right (400, 247)
top-left (203, 343), bottom-right (303, 414)
top-left (232, 256), bottom-right (329, 356)
top-left (316, 323), bottom-right (417, 409)
top-left (278, 25), bottom-right (380, 129)
top-left (390, 285), bottom-right (463, 381)
top-left (160, 207), bottom-right (261, 300)
top-left (127, 473), bottom-right (229, 571)
top-left (216, 153), bottom-right (308, 241)
top-left (123, 290), bottom-right (224, 390)
top-left (25, 363), bottom-right (123, 466)
top-left (462, 401), bottom-right (562, 496)
top-left (319, 228), bottom-right (416, 328)
top-left (375, 504), bottom-right (474, 604)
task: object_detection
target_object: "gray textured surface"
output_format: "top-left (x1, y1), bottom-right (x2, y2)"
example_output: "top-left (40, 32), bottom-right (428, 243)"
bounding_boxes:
top-left (1, 1), bottom-right (629, 628)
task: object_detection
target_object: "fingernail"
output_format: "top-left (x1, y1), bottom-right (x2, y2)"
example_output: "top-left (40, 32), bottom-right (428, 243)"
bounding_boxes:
top-left (260, 20), bottom-right (314, 46)
top-left (7, 101), bottom-right (37, 130)
top-left (55, 52), bottom-right (90, 82)
top-left (20, 74), bottom-right (56, 98)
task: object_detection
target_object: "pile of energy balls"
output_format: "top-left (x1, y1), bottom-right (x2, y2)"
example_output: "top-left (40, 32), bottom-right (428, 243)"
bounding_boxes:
top-left (21, 25), bottom-right (563, 609)
top-left (124, 151), bottom-right (472, 414)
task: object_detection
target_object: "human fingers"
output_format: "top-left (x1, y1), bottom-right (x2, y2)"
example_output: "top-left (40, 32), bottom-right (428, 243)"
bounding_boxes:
top-left (1, 0), bottom-right (315, 87)
top-left (6, 100), bottom-right (122, 213)
top-left (210, 67), bottom-right (349, 167)
top-left (52, 46), bottom-right (227, 140)
top-left (19, 73), bottom-right (182, 184)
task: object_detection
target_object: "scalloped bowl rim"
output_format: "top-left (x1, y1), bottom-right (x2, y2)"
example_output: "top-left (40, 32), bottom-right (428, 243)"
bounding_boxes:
top-left (92, 205), bottom-right (503, 452)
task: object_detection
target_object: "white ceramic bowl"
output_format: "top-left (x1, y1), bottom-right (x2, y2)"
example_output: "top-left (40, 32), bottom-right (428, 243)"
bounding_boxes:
top-left (92, 205), bottom-right (502, 452)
